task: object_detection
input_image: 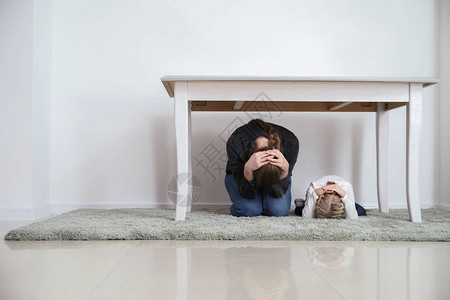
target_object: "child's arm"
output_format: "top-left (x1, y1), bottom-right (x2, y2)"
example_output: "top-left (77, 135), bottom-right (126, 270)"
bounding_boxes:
top-left (341, 183), bottom-right (358, 220)
top-left (302, 184), bottom-right (319, 218)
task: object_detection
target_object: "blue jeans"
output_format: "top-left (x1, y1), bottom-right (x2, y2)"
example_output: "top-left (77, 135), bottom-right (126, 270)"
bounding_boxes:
top-left (225, 174), bottom-right (292, 217)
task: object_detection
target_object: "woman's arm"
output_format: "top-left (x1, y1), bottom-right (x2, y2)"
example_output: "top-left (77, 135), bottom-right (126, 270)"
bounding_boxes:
top-left (226, 139), bottom-right (257, 199)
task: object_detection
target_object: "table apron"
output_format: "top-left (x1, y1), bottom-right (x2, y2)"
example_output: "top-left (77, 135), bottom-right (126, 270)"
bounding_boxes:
top-left (186, 81), bottom-right (410, 102)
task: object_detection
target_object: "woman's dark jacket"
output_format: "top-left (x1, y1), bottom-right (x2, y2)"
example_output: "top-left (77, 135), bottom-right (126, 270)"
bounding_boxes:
top-left (225, 121), bottom-right (299, 198)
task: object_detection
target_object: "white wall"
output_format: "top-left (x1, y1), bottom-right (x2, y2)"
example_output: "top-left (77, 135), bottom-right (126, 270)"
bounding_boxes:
top-left (49, 0), bottom-right (440, 213)
top-left (0, 0), bottom-right (443, 219)
top-left (439, 0), bottom-right (450, 208)
top-left (0, 0), bottom-right (52, 220)
top-left (32, 0), bottom-right (53, 218)
top-left (0, 0), bottom-right (34, 219)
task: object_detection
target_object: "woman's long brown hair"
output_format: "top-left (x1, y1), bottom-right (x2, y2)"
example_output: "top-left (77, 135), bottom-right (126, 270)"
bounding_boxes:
top-left (250, 119), bottom-right (283, 191)
top-left (250, 119), bottom-right (281, 150)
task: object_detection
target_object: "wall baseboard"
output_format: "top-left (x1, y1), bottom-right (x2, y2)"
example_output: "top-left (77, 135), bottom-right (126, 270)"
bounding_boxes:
top-left (51, 203), bottom-right (231, 216)
top-left (362, 203), bottom-right (437, 210)
top-left (434, 203), bottom-right (450, 211)
top-left (0, 202), bottom-right (448, 220)
top-left (0, 208), bottom-right (34, 221)
top-left (32, 204), bottom-right (53, 220)
top-left (50, 203), bottom-right (174, 216)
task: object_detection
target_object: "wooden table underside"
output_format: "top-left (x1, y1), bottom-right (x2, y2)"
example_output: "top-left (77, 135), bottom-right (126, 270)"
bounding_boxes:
top-left (190, 100), bottom-right (407, 112)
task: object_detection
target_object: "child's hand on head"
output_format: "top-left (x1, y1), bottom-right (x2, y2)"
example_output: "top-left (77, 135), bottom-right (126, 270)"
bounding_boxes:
top-left (315, 187), bottom-right (326, 197)
top-left (323, 184), bottom-right (346, 198)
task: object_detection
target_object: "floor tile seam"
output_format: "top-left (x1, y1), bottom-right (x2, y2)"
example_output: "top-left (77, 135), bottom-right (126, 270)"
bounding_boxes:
top-left (291, 248), bottom-right (347, 300)
top-left (85, 244), bottom-right (138, 300)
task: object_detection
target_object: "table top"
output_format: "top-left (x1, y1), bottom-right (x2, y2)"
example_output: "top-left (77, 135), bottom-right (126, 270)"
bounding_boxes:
top-left (161, 76), bottom-right (439, 97)
top-left (161, 75), bottom-right (439, 111)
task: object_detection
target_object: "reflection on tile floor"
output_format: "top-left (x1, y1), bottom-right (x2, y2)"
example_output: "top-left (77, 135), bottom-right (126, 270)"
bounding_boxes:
top-left (1, 222), bottom-right (449, 300)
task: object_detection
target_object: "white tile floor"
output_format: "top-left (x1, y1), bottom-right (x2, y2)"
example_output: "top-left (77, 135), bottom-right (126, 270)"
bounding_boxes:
top-left (1, 221), bottom-right (449, 300)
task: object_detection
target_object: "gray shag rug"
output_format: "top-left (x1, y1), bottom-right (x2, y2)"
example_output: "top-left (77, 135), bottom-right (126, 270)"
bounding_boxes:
top-left (4, 208), bottom-right (450, 241)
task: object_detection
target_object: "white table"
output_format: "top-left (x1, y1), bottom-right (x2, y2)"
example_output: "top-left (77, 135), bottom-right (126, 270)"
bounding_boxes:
top-left (161, 76), bottom-right (439, 222)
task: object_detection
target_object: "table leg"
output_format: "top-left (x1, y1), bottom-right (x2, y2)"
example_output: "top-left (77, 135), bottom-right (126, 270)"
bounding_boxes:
top-left (376, 103), bottom-right (389, 213)
top-left (174, 81), bottom-right (189, 221)
top-left (186, 103), bottom-right (192, 212)
top-left (406, 83), bottom-right (423, 222)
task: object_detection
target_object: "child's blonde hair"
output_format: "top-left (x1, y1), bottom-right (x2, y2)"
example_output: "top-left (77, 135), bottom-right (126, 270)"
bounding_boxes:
top-left (315, 193), bottom-right (346, 219)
